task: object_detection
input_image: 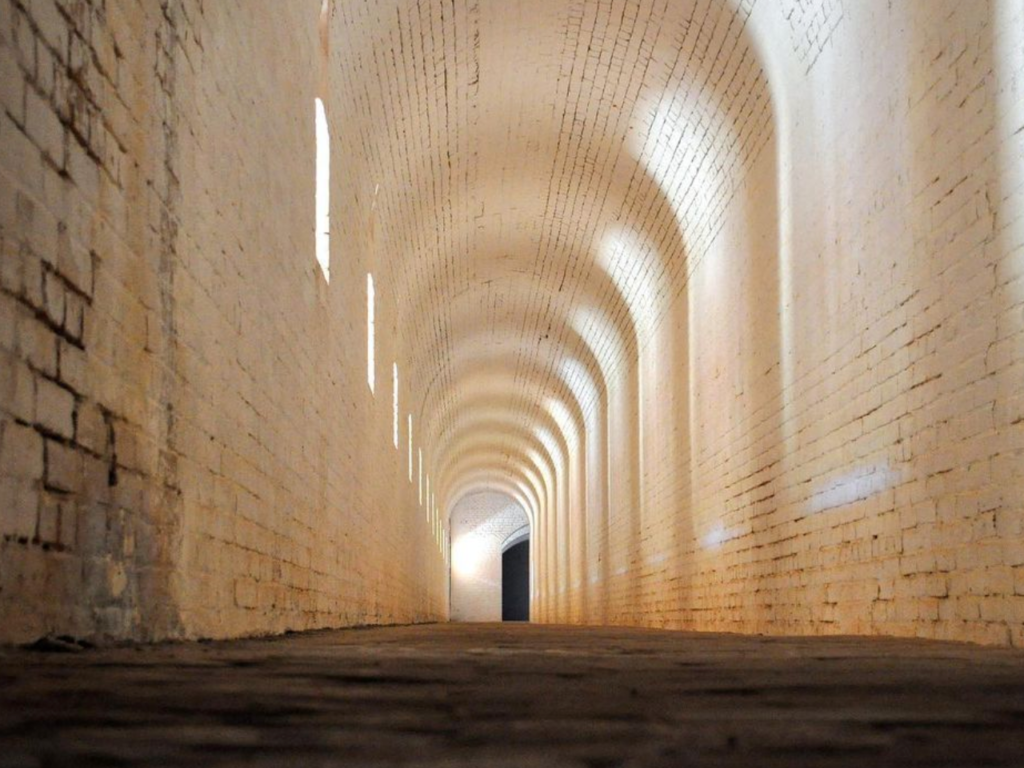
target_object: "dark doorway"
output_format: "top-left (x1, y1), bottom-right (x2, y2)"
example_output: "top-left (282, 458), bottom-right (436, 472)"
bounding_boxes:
top-left (502, 540), bottom-right (530, 621)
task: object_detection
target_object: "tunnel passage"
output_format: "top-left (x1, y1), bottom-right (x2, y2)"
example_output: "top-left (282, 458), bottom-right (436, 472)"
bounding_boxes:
top-left (0, 0), bottom-right (1022, 652)
top-left (2, 1), bottom-right (1024, 763)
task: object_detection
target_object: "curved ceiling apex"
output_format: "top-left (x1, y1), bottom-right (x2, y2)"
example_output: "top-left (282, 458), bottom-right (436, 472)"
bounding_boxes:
top-left (432, 408), bottom-right (574, 495)
top-left (397, 240), bottom-right (641, 372)
top-left (445, 473), bottom-right (540, 527)
top-left (405, 278), bottom-right (623, 429)
top-left (424, 380), bottom-right (585, 450)
top-left (414, 352), bottom-right (578, 442)
top-left (436, 422), bottom-right (563, 494)
top-left (440, 450), bottom-right (552, 524)
top-left (417, 356), bottom-right (593, 456)
top-left (333, 0), bottom-right (773, 293)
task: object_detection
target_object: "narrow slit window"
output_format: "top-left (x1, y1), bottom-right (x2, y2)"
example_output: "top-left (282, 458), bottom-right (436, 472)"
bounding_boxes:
top-left (407, 415), bottom-right (413, 482)
top-left (367, 273), bottom-right (375, 393)
top-left (392, 363), bottom-right (399, 448)
top-left (315, 98), bottom-right (330, 281)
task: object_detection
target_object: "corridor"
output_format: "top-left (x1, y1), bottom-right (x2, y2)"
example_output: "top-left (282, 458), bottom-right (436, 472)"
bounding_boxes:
top-left (2, 0), bottom-right (1024, 763)
top-left (3, 624), bottom-right (1024, 767)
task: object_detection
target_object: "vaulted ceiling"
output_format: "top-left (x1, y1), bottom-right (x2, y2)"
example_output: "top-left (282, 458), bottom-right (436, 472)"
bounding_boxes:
top-left (329, 0), bottom-right (774, 523)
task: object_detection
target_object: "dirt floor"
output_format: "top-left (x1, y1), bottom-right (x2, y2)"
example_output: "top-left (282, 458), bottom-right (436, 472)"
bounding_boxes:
top-left (2, 623), bottom-right (1024, 767)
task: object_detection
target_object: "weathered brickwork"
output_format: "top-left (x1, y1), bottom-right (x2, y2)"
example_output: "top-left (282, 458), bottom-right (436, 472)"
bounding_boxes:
top-left (779, 0), bottom-right (844, 74)
top-left (0, 0), bottom-right (180, 641)
top-left (0, 0), bottom-right (448, 644)
top-left (1, 0), bottom-right (1022, 647)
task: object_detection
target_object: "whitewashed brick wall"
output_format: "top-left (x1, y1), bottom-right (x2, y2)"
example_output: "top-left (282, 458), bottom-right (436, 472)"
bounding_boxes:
top-left (2, 0), bottom-right (1021, 647)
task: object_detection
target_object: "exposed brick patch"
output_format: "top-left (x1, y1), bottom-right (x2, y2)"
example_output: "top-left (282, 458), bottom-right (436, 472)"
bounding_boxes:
top-left (779, 0), bottom-right (845, 74)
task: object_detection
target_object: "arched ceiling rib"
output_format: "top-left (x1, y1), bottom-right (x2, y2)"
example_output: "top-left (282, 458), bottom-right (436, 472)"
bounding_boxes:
top-left (405, 260), bottom-right (627, 464)
top-left (332, 0), bottom-right (774, 526)
top-left (439, 442), bottom-right (554, 521)
top-left (443, 451), bottom-right (548, 522)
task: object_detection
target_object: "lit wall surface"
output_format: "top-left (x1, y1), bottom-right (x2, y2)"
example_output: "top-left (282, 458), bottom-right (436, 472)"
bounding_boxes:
top-left (0, 0), bottom-right (1022, 646)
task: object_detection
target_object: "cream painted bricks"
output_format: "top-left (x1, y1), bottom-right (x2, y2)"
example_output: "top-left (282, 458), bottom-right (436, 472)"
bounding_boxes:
top-left (0, 0), bottom-right (1022, 648)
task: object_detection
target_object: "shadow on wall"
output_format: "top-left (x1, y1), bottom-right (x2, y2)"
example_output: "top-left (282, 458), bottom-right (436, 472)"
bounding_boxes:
top-left (502, 538), bottom-right (530, 622)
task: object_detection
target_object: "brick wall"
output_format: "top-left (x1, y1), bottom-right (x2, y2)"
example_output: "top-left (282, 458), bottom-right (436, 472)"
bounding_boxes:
top-left (552, 0), bottom-right (1024, 646)
top-left (1, 0), bottom-right (181, 641)
top-left (1, 0), bottom-right (1022, 647)
top-left (0, 0), bottom-right (448, 643)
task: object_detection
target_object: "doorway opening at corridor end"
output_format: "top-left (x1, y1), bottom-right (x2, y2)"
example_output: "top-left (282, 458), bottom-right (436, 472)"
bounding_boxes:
top-left (449, 492), bottom-right (531, 623)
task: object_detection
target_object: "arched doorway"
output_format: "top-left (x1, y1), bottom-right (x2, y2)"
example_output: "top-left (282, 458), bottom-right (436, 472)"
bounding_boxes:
top-left (450, 492), bottom-right (530, 622)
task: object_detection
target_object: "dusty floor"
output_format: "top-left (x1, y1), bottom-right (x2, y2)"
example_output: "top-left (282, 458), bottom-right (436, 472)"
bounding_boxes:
top-left (1, 623), bottom-right (1024, 767)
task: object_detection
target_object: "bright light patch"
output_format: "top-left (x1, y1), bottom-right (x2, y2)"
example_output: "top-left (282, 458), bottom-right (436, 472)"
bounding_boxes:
top-left (314, 98), bottom-right (330, 282)
top-left (523, 451), bottom-right (552, 502)
top-left (407, 415), bottom-right (413, 481)
top-left (545, 397), bottom-right (578, 455)
top-left (702, 524), bottom-right (746, 549)
top-left (598, 229), bottom-right (661, 341)
top-left (533, 426), bottom-right (564, 471)
top-left (558, 358), bottom-right (599, 421)
top-left (366, 273), bottom-right (375, 393)
top-left (810, 463), bottom-right (899, 515)
top-left (452, 533), bottom-right (488, 578)
top-left (571, 306), bottom-right (624, 389)
top-left (392, 363), bottom-right (399, 448)
top-left (632, 95), bottom-right (718, 229)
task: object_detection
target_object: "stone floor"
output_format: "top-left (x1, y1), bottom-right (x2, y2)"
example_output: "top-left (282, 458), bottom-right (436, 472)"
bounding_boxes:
top-left (2, 623), bottom-right (1024, 767)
